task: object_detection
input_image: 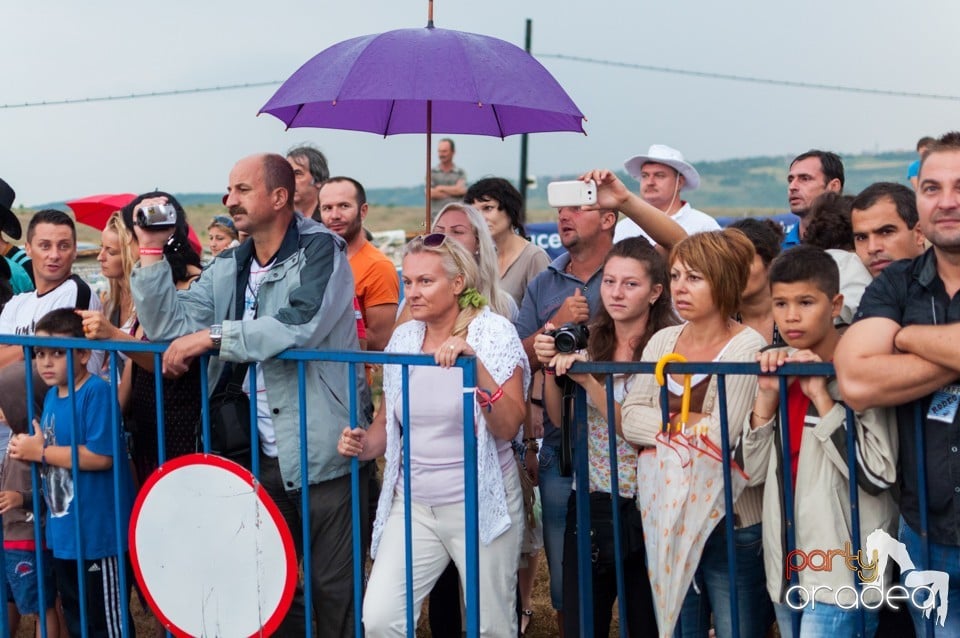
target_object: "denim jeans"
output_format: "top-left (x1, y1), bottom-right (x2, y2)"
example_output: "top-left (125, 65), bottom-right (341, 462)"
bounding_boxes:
top-left (675, 522), bottom-right (773, 638)
top-left (899, 519), bottom-right (960, 638)
top-left (538, 443), bottom-right (573, 610)
top-left (774, 601), bottom-right (879, 638)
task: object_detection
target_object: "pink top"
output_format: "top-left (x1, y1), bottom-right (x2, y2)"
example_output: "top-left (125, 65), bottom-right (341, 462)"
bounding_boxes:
top-left (395, 363), bottom-right (514, 506)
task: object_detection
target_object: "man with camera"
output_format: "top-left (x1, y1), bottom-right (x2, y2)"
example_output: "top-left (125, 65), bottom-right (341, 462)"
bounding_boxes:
top-left (514, 168), bottom-right (685, 635)
top-left (129, 153), bottom-right (368, 638)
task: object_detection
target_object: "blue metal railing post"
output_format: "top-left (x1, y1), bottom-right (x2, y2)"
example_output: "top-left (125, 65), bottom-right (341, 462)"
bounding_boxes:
top-left (605, 376), bottom-right (628, 638)
top-left (462, 356), bottom-right (481, 638)
top-left (716, 375), bottom-right (741, 638)
top-left (914, 402), bottom-right (934, 638)
top-left (844, 406), bottom-right (867, 637)
top-left (401, 365), bottom-right (415, 635)
top-left (198, 355), bottom-right (211, 453)
top-left (107, 351), bottom-right (131, 638)
top-left (296, 360), bottom-right (314, 638)
top-left (573, 384), bottom-right (594, 638)
top-left (776, 374), bottom-right (800, 638)
top-left (23, 345), bottom-right (45, 638)
top-left (65, 349), bottom-right (88, 638)
top-left (248, 362), bottom-right (259, 479)
top-left (347, 361), bottom-right (362, 638)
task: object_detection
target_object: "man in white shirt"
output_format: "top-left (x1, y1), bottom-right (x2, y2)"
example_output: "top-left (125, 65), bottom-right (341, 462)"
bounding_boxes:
top-left (615, 143), bottom-right (719, 243)
top-left (0, 209), bottom-right (102, 371)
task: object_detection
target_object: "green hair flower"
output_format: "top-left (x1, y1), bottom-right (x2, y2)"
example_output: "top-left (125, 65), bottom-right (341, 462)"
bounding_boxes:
top-left (458, 287), bottom-right (488, 310)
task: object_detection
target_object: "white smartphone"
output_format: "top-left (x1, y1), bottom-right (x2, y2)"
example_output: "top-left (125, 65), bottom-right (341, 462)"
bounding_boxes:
top-left (547, 180), bottom-right (597, 208)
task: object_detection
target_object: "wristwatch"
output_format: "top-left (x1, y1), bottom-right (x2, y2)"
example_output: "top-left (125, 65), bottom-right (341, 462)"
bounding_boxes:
top-left (209, 324), bottom-right (223, 349)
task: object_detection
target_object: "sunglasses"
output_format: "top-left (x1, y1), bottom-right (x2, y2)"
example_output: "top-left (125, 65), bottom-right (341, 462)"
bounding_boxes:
top-left (419, 233), bottom-right (450, 248)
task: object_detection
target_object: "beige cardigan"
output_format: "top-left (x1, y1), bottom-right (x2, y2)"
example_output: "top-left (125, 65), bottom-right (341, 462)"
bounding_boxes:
top-left (621, 323), bottom-right (766, 528)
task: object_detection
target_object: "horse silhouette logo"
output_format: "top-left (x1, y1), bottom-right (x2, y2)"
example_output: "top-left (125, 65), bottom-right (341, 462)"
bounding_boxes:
top-left (865, 529), bottom-right (949, 627)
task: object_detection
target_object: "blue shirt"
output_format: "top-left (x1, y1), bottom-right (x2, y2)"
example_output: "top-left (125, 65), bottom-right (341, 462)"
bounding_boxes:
top-left (907, 158), bottom-right (921, 180)
top-left (42, 376), bottom-right (133, 560)
top-left (781, 215), bottom-right (802, 249)
top-left (514, 252), bottom-right (604, 446)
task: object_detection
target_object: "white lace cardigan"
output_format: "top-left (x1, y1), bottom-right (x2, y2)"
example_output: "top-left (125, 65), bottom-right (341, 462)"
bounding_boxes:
top-left (370, 308), bottom-right (531, 557)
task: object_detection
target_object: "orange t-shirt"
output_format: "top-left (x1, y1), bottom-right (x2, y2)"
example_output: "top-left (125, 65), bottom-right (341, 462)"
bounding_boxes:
top-left (350, 241), bottom-right (400, 325)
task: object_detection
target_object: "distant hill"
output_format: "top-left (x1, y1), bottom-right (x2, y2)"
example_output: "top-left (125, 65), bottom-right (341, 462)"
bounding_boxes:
top-left (31, 150), bottom-right (916, 212)
top-left (523, 150), bottom-right (915, 211)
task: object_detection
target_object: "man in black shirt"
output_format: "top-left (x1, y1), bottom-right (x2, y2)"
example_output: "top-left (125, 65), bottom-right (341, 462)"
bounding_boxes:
top-left (837, 131), bottom-right (960, 636)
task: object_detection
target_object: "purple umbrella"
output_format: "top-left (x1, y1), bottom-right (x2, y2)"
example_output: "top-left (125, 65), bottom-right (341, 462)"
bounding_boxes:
top-left (259, 11), bottom-right (585, 229)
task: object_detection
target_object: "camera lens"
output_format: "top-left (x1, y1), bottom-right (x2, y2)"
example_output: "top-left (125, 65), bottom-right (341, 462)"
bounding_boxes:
top-left (555, 332), bottom-right (577, 353)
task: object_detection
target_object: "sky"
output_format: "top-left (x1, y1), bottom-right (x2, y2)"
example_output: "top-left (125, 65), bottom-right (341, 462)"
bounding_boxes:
top-left (3, 0), bottom-right (958, 209)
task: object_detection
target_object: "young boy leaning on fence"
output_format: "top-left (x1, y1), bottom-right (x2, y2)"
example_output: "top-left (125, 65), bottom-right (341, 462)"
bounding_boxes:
top-left (742, 245), bottom-right (898, 637)
top-left (7, 308), bottom-right (135, 638)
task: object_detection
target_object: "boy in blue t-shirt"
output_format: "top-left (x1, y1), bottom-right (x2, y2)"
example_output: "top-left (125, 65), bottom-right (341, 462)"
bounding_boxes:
top-left (8, 308), bottom-right (135, 638)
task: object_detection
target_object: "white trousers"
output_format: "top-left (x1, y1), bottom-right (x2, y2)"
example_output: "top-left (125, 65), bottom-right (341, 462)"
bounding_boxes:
top-left (363, 463), bottom-right (524, 637)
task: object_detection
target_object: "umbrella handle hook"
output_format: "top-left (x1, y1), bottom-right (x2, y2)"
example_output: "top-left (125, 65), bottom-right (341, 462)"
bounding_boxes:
top-left (654, 353), bottom-right (691, 434)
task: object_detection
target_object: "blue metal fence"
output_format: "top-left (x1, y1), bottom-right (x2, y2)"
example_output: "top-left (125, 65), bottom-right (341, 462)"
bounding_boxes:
top-left (0, 335), bottom-right (937, 637)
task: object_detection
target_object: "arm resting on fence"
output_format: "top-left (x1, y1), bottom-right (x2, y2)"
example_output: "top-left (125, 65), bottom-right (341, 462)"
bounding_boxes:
top-left (836, 317), bottom-right (957, 411)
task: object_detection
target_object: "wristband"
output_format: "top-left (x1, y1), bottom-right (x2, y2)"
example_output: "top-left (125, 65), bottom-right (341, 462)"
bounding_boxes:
top-left (475, 386), bottom-right (504, 412)
top-left (139, 247), bottom-right (164, 256)
top-left (544, 366), bottom-right (556, 376)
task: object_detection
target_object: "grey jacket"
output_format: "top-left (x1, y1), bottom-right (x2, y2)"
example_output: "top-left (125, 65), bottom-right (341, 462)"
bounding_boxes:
top-left (743, 377), bottom-right (898, 606)
top-left (130, 214), bottom-right (366, 488)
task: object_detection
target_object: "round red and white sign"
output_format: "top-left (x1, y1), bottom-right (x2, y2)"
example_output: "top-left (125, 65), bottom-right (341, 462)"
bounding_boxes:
top-left (130, 454), bottom-right (297, 638)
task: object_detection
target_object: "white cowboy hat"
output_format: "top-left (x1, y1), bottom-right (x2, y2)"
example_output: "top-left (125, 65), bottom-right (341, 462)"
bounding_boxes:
top-left (624, 144), bottom-right (700, 191)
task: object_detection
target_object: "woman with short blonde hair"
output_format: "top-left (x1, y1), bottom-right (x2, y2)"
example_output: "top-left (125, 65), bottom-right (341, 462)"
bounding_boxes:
top-left (339, 233), bottom-right (529, 637)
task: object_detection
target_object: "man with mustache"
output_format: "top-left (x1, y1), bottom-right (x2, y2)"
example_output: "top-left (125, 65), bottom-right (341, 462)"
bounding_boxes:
top-left (130, 153), bottom-right (369, 638)
top-left (614, 144), bottom-right (719, 244)
top-left (850, 182), bottom-right (926, 278)
top-left (837, 131), bottom-right (960, 637)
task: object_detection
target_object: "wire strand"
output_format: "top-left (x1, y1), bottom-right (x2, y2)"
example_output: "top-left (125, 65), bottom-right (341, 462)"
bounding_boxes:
top-left (0, 81), bottom-right (282, 110)
top-left (3, 54), bottom-right (958, 111)
top-left (537, 53), bottom-right (960, 102)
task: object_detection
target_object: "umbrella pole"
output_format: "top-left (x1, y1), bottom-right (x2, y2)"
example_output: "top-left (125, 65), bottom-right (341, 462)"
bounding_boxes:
top-left (425, 100), bottom-right (432, 232)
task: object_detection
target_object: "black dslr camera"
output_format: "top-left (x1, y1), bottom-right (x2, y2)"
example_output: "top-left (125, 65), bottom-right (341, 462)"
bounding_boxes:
top-left (545, 322), bottom-right (589, 353)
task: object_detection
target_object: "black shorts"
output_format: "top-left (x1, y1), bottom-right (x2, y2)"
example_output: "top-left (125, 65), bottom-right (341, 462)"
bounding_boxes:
top-left (53, 555), bottom-right (135, 638)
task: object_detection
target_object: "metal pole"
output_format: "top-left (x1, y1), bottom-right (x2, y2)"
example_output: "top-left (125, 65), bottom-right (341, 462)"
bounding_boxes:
top-left (517, 18), bottom-right (532, 224)
top-left (426, 100), bottom-right (433, 232)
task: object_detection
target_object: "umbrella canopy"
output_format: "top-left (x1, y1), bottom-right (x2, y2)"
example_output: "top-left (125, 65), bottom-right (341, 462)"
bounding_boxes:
top-left (259, 24), bottom-right (585, 229)
top-left (66, 193), bottom-right (137, 231)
